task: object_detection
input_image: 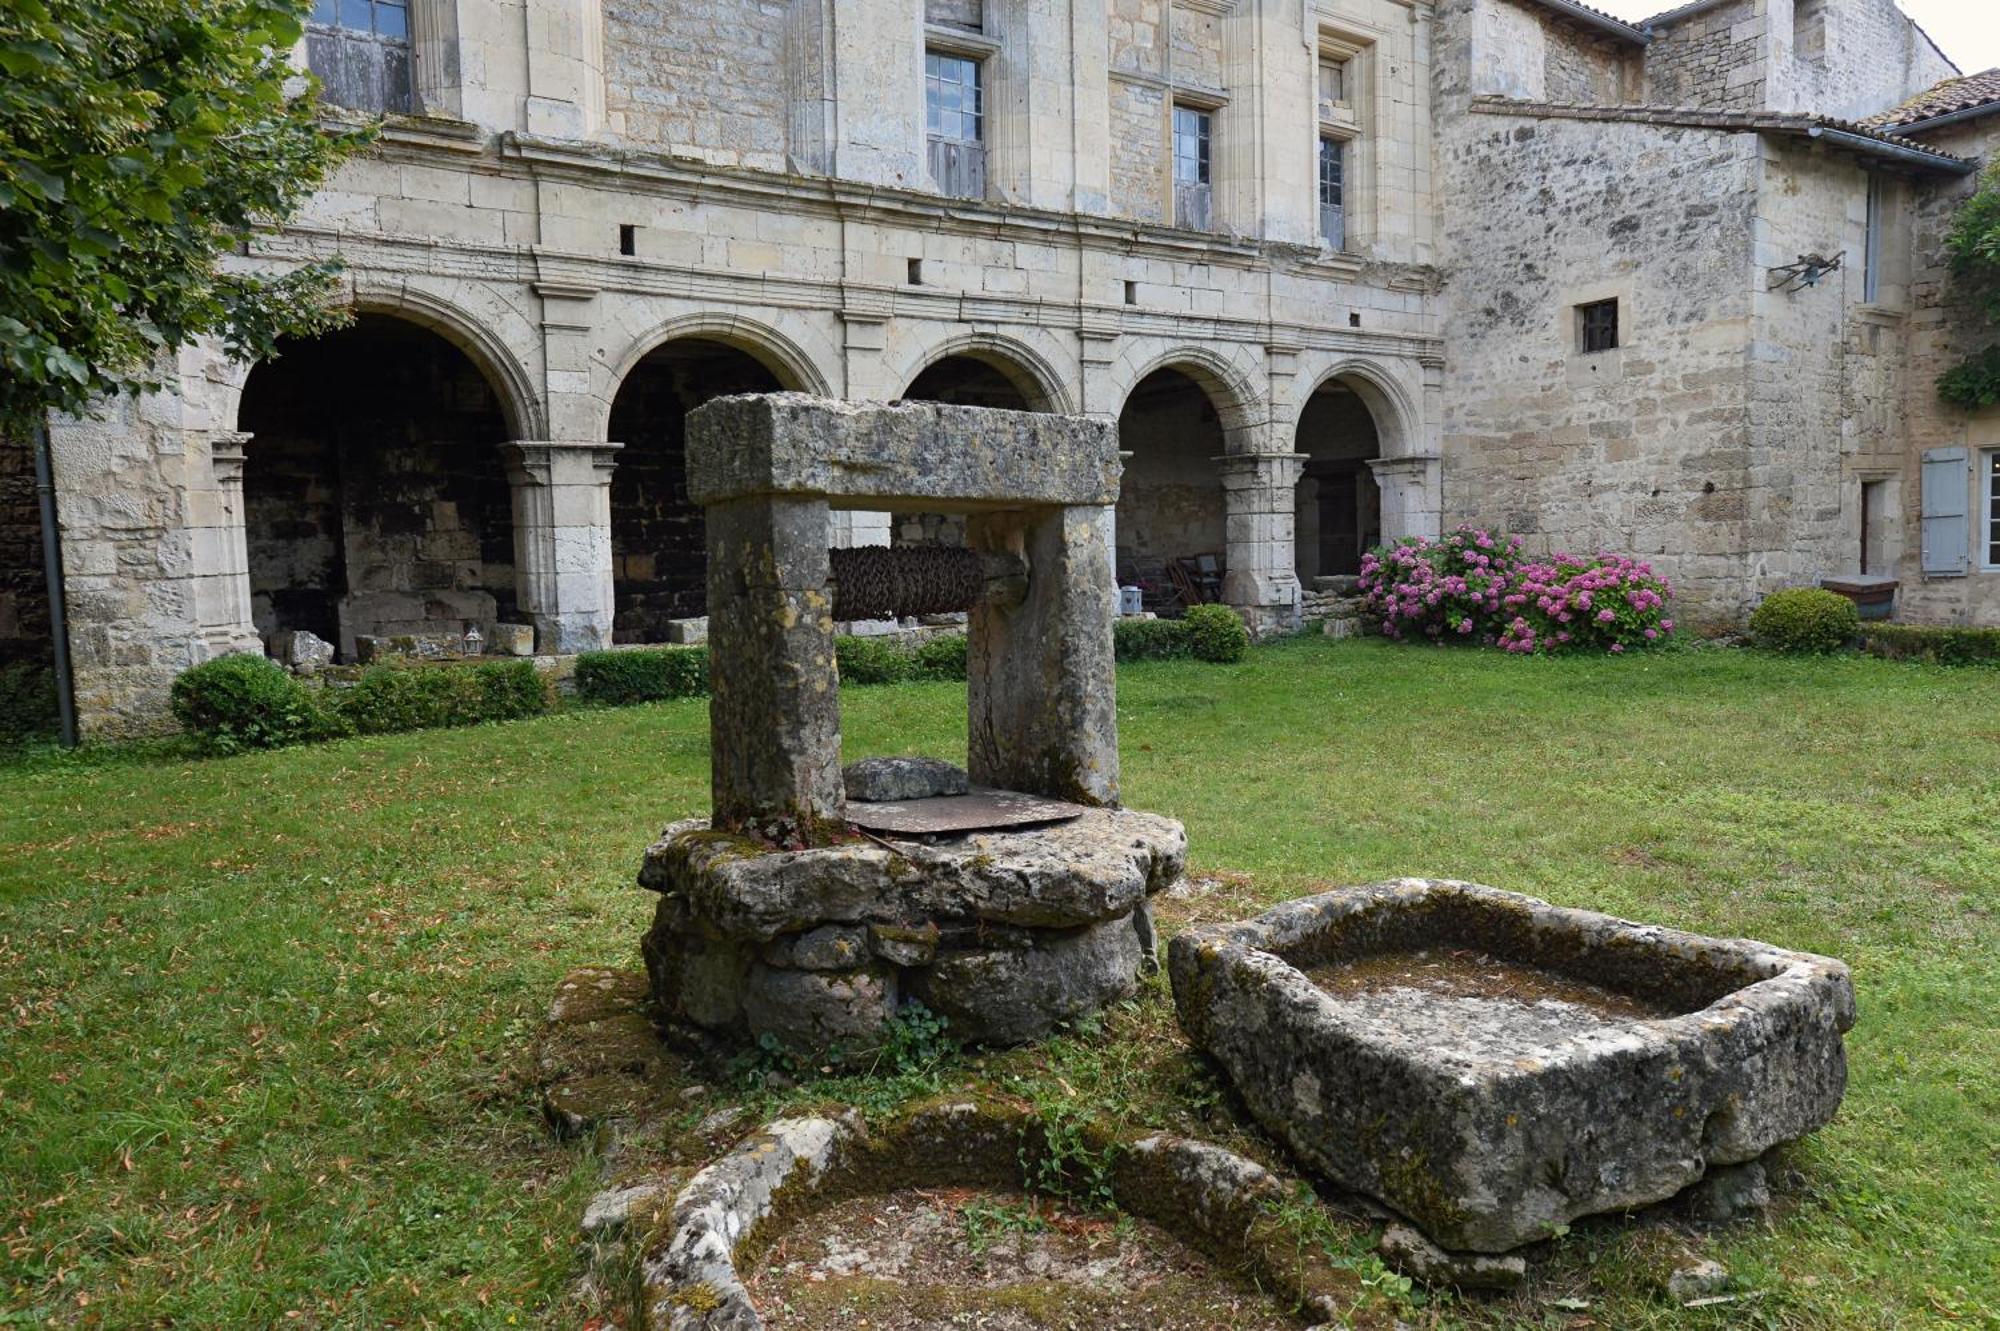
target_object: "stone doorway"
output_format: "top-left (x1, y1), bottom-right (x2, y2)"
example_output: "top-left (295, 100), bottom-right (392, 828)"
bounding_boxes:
top-left (605, 339), bottom-right (790, 643)
top-left (1294, 378), bottom-right (1382, 581)
top-left (238, 314), bottom-right (517, 660)
top-left (1116, 368), bottom-right (1227, 612)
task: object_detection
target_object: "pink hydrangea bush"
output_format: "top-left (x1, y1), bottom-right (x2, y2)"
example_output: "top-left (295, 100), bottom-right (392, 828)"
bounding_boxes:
top-left (1359, 530), bottom-right (1675, 656)
top-left (1495, 552), bottom-right (1674, 655)
top-left (1358, 527), bottom-right (1520, 642)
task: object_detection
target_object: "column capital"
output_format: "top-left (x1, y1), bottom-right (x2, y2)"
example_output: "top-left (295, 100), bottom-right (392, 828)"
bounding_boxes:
top-left (502, 439), bottom-right (623, 484)
top-left (207, 430), bottom-right (254, 487)
top-left (1214, 451), bottom-right (1307, 488)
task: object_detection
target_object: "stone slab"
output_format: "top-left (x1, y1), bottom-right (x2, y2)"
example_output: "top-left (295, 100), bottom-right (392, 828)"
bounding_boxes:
top-left (1169, 879), bottom-right (1855, 1253)
top-left (844, 785), bottom-right (1086, 835)
top-left (640, 808), bottom-right (1186, 940)
top-left (842, 755), bottom-right (970, 803)
top-left (686, 395), bottom-right (1121, 510)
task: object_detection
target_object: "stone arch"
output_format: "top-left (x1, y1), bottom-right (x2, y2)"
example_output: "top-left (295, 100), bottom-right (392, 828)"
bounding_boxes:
top-left (601, 312), bottom-right (831, 437)
top-left (601, 316), bottom-right (833, 643)
top-left (1288, 358), bottom-right (1418, 459)
top-left (1111, 344), bottom-right (1265, 454)
top-left (895, 333), bottom-right (1076, 414)
top-left (235, 311), bottom-right (522, 658)
top-left (215, 282), bottom-right (544, 441)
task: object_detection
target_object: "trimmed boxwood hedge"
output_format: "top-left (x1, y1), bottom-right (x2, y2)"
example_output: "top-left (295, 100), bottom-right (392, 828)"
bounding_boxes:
top-left (1112, 617), bottom-right (1193, 661)
top-left (338, 659), bottom-right (552, 735)
top-left (1748, 588), bottom-right (1858, 655)
top-left (573, 646), bottom-right (711, 705)
top-left (1861, 624), bottom-right (2000, 667)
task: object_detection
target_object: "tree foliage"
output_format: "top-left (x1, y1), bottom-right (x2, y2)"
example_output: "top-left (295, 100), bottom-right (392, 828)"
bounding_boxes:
top-left (1939, 163), bottom-right (2000, 410)
top-left (0, 0), bottom-right (362, 433)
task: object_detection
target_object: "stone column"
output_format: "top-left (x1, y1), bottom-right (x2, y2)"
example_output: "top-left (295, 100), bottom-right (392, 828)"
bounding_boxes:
top-left (1216, 452), bottom-right (1306, 636)
top-left (189, 430), bottom-right (262, 659)
top-left (966, 504), bottom-right (1119, 807)
top-left (705, 495), bottom-right (842, 837)
top-left (1370, 455), bottom-right (1443, 544)
top-left (503, 440), bottom-right (620, 654)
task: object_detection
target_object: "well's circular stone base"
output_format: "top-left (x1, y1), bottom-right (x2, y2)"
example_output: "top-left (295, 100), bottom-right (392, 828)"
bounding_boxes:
top-left (634, 1099), bottom-right (1346, 1331)
top-left (640, 808), bottom-right (1185, 1057)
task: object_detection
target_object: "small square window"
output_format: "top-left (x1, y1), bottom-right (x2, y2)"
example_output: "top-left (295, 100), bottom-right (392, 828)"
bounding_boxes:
top-left (1319, 57), bottom-right (1348, 105)
top-left (1578, 299), bottom-right (1620, 354)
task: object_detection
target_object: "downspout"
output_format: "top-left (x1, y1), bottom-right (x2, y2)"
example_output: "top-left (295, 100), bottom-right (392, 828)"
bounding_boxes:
top-left (31, 418), bottom-right (79, 747)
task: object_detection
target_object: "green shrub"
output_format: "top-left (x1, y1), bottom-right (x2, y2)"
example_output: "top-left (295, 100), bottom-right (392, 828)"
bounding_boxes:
top-left (473, 660), bottom-right (554, 719)
top-left (912, 633), bottom-right (968, 681)
top-left (333, 659), bottom-right (553, 734)
top-left (1861, 624), bottom-right (2000, 667)
top-left (1182, 603), bottom-right (1250, 663)
top-left (1749, 588), bottom-right (1859, 655)
top-left (170, 654), bottom-right (337, 753)
top-left (0, 660), bottom-right (59, 746)
top-left (573, 647), bottom-right (710, 705)
top-left (836, 635), bottom-right (915, 686)
top-left (1112, 617), bottom-right (1192, 662)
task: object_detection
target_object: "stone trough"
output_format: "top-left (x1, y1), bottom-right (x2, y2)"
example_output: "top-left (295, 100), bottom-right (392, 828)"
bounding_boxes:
top-left (1170, 879), bottom-right (1855, 1254)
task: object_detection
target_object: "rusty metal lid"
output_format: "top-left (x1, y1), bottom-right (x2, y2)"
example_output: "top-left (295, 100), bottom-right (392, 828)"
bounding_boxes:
top-left (845, 786), bottom-right (1089, 836)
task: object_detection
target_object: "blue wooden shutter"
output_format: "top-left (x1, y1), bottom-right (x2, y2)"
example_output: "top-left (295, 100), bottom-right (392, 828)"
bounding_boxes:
top-left (1920, 447), bottom-right (1969, 576)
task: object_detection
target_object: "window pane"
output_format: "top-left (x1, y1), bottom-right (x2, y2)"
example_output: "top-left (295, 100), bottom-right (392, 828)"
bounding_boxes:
top-left (374, 1), bottom-right (406, 38)
top-left (311, 0), bottom-right (336, 23)
top-left (338, 0), bottom-right (371, 29)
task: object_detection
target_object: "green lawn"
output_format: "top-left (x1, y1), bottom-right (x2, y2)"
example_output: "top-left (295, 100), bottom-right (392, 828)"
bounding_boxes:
top-left (1, 638), bottom-right (1995, 1328)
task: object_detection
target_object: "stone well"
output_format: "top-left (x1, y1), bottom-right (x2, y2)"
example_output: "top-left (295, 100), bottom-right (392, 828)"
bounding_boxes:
top-left (1170, 879), bottom-right (1855, 1253)
top-left (638, 395), bottom-right (1188, 1060)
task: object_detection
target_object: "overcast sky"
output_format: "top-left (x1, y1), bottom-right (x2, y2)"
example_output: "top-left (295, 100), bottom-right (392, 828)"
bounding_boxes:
top-left (1587, 1), bottom-right (2000, 73)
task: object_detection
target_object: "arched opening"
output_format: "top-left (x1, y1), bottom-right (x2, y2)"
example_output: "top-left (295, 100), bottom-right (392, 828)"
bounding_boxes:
top-left (239, 313), bottom-right (517, 659)
top-left (897, 353), bottom-right (1043, 548)
top-left (605, 338), bottom-right (790, 643)
top-left (903, 354), bottom-right (1039, 411)
top-left (1293, 377), bottom-right (1383, 580)
top-left (1116, 368), bottom-right (1227, 612)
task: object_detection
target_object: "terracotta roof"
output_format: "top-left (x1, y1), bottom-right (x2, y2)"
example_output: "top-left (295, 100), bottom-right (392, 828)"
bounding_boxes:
top-left (1864, 69), bottom-right (2000, 131)
top-left (1469, 97), bottom-right (1977, 173)
top-left (1515, 0), bottom-right (1650, 44)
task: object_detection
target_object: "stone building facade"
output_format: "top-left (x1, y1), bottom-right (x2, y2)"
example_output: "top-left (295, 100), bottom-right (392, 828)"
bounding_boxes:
top-left (15, 0), bottom-right (2000, 735)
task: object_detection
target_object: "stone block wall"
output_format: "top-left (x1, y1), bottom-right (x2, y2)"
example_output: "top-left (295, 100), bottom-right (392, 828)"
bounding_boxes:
top-left (1895, 116), bottom-right (2000, 624)
top-left (603, 0), bottom-right (790, 169)
top-left (1435, 104), bottom-right (1768, 626)
top-left (1642, 0), bottom-right (1766, 112)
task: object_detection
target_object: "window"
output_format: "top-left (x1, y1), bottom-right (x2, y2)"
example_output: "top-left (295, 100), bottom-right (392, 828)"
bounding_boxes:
top-left (1986, 451), bottom-right (2000, 568)
top-left (1173, 105), bottom-right (1212, 230)
top-left (1319, 137), bottom-right (1346, 249)
top-left (306, 0), bottom-right (414, 114)
top-left (1318, 57), bottom-right (1348, 106)
top-left (1863, 174), bottom-right (1884, 303)
top-left (1578, 299), bottom-right (1620, 354)
top-left (1795, 0), bottom-right (1826, 62)
top-left (1860, 478), bottom-right (1887, 574)
top-left (925, 50), bottom-right (985, 199)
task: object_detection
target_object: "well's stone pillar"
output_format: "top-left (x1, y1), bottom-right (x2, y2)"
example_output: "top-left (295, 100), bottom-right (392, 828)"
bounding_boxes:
top-left (1371, 455), bottom-right (1443, 544)
top-left (966, 503), bottom-right (1120, 807)
top-left (190, 430), bottom-right (261, 658)
top-left (503, 439), bottom-right (620, 653)
top-left (705, 495), bottom-right (841, 836)
top-left (1217, 452), bottom-right (1306, 636)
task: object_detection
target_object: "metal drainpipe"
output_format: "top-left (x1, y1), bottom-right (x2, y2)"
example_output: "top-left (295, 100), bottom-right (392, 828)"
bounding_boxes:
top-left (31, 419), bottom-right (79, 747)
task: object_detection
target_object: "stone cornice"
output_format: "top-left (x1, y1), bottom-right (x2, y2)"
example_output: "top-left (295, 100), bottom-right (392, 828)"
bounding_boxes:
top-left (252, 222), bottom-right (1443, 363)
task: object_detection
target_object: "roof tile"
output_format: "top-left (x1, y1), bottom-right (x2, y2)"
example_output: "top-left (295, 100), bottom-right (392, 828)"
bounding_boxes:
top-left (1864, 69), bottom-right (2000, 131)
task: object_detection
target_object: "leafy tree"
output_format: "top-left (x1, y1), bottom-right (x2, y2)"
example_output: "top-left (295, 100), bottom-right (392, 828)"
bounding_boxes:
top-left (0, 0), bottom-right (362, 434)
top-left (1939, 163), bottom-right (2000, 410)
